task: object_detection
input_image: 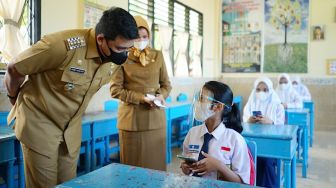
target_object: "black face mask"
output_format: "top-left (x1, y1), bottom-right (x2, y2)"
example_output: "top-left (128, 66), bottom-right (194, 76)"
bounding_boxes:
top-left (102, 47), bottom-right (128, 65)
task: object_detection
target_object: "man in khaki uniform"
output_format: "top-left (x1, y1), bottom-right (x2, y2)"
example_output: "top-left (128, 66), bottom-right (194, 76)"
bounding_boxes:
top-left (110, 16), bottom-right (172, 171)
top-left (4, 7), bottom-right (138, 188)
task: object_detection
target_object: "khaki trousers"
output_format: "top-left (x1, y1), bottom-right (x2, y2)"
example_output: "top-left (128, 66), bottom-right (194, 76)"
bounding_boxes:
top-left (21, 142), bottom-right (79, 188)
top-left (119, 128), bottom-right (166, 171)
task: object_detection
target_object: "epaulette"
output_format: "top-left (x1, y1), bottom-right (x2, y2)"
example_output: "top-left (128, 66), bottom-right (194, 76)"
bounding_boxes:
top-left (65, 36), bottom-right (86, 50)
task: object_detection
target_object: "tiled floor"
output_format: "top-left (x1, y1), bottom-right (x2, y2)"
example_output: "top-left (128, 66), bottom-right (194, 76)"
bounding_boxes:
top-left (167, 130), bottom-right (336, 188)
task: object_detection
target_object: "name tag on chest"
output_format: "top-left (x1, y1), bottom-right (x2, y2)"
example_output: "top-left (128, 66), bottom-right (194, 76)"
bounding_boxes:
top-left (70, 67), bottom-right (86, 74)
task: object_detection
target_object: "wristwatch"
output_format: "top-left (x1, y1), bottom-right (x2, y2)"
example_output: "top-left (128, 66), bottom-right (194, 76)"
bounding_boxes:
top-left (7, 93), bottom-right (18, 99)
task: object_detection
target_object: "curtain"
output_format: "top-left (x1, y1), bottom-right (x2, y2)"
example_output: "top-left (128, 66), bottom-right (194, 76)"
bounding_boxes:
top-left (174, 31), bottom-right (189, 77)
top-left (0, 0), bottom-right (28, 61)
top-left (189, 35), bottom-right (202, 77)
top-left (158, 25), bottom-right (173, 77)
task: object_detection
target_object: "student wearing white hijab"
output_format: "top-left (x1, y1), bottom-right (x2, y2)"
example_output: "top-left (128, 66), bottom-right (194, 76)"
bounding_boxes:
top-left (243, 77), bottom-right (284, 188)
top-left (291, 76), bottom-right (311, 101)
top-left (276, 73), bottom-right (303, 109)
top-left (243, 77), bottom-right (285, 125)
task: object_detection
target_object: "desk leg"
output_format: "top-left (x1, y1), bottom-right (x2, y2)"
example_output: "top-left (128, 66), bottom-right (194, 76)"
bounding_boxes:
top-left (276, 159), bottom-right (281, 187)
top-left (7, 160), bottom-right (14, 188)
top-left (302, 127), bottom-right (308, 178)
top-left (91, 139), bottom-right (95, 171)
top-left (291, 155), bottom-right (296, 188)
top-left (85, 141), bottom-right (91, 173)
top-left (167, 119), bottom-right (172, 164)
top-left (15, 141), bottom-right (25, 188)
top-left (284, 159), bottom-right (291, 188)
top-left (18, 148), bottom-right (24, 188)
top-left (309, 111), bottom-right (314, 147)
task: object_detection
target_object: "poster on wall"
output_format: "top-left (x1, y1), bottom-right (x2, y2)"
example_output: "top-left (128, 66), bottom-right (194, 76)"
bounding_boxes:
top-left (263, 0), bottom-right (309, 73)
top-left (84, 1), bottom-right (106, 29)
top-left (222, 0), bottom-right (263, 73)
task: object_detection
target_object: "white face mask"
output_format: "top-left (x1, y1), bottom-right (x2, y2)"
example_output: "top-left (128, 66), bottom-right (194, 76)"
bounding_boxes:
top-left (134, 40), bottom-right (148, 50)
top-left (292, 84), bottom-right (298, 89)
top-left (193, 101), bottom-right (215, 122)
top-left (256, 91), bottom-right (269, 101)
top-left (279, 83), bottom-right (289, 90)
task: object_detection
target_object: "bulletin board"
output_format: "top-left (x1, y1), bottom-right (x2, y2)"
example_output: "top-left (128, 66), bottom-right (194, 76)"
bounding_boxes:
top-left (326, 59), bottom-right (336, 75)
top-left (83, 1), bottom-right (107, 29)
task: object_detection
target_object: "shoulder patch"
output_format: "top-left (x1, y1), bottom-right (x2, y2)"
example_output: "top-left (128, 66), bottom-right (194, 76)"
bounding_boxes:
top-left (65, 36), bottom-right (86, 50)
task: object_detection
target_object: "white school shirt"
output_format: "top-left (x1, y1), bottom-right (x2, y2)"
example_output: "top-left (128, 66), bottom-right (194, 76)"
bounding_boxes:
top-left (183, 123), bottom-right (251, 184)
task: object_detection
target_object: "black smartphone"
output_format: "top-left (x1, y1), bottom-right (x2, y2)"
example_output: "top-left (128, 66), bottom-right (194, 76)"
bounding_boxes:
top-left (177, 154), bottom-right (197, 164)
top-left (252, 111), bottom-right (262, 117)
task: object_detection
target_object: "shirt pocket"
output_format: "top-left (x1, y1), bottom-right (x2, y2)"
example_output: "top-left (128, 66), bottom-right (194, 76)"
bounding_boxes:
top-left (60, 69), bottom-right (92, 96)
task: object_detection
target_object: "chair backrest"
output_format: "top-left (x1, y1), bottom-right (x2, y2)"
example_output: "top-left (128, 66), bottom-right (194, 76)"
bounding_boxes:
top-left (176, 93), bottom-right (188, 102)
top-left (166, 96), bottom-right (172, 103)
top-left (104, 100), bottom-right (119, 112)
top-left (233, 96), bottom-right (243, 112)
top-left (246, 140), bottom-right (257, 186)
top-left (0, 111), bottom-right (9, 126)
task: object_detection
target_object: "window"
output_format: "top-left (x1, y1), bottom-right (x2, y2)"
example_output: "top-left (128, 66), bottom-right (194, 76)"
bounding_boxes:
top-left (173, 2), bottom-right (186, 32)
top-left (0, 0), bottom-right (41, 71)
top-left (20, 0), bottom-right (41, 45)
top-left (154, 0), bottom-right (170, 26)
top-left (128, 0), bottom-right (203, 77)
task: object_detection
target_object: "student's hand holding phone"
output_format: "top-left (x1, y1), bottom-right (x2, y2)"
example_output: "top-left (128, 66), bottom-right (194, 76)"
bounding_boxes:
top-left (180, 161), bottom-right (193, 175)
top-left (257, 116), bottom-right (273, 124)
top-left (248, 116), bottom-right (258, 123)
top-left (191, 151), bottom-right (221, 175)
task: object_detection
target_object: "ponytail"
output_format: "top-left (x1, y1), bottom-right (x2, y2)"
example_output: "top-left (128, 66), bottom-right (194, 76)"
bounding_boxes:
top-left (204, 81), bottom-right (243, 133)
top-left (222, 103), bottom-right (243, 133)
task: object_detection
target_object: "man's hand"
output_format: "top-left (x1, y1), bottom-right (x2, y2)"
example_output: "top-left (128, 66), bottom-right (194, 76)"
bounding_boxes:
top-left (5, 63), bottom-right (25, 105)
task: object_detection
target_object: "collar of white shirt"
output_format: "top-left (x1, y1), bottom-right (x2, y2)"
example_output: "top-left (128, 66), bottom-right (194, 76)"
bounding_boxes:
top-left (199, 122), bottom-right (226, 141)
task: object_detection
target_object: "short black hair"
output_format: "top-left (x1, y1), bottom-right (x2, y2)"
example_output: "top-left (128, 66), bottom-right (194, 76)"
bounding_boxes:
top-left (204, 81), bottom-right (243, 133)
top-left (95, 7), bottom-right (139, 40)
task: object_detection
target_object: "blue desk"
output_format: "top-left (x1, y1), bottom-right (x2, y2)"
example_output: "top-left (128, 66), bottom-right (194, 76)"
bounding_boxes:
top-left (242, 123), bottom-right (298, 188)
top-left (285, 108), bottom-right (309, 178)
top-left (56, 163), bottom-right (252, 188)
top-left (165, 102), bottom-right (191, 163)
top-left (0, 126), bottom-right (24, 188)
top-left (303, 101), bottom-right (314, 147)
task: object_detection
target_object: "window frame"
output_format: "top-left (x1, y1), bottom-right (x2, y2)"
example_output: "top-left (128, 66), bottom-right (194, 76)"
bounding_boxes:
top-left (128, 0), bottom-right (203, 77)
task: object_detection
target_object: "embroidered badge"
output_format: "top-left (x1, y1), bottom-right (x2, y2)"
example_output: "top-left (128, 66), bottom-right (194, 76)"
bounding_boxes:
top-left (221, 146), bottom-right (231, 152)
top-left (69, 67), bottom-right (85, 74)
top-left (189, 145), bottom-right (200, 153)
top-left (65, 36), bottom-right (86, 50)
top-left (64, 83), bottom-right (75, 91)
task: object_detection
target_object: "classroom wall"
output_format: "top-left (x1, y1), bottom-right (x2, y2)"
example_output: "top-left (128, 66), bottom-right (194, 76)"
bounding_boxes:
top-left (218, 0), bottom-right (336, 131)
top-left (1, 0), bottom-right (335, 131)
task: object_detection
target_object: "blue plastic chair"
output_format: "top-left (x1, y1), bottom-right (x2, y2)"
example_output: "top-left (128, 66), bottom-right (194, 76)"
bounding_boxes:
top-left (246, 140), bottom-right (257, 186)
top-left (233, 96), bottom-right (243, 112)
top-left (104, 100), bottom-right (119, 112)
top-left (77, 122), bottom-right (92, 175)
top-left (166, 96), bottom-right (172, 103)
top-left (176, 93), bottom-right (188, 102)
top-left (0, 112), bottom-right (9, 126)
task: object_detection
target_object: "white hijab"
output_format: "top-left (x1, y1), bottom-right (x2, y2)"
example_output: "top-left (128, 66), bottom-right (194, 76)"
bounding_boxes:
top-left (276, 73), bottom-right (302, 108)
top-left (291, 76), bottom-right (311, 101)
top-left (243, 77), bottom-right (282, 123)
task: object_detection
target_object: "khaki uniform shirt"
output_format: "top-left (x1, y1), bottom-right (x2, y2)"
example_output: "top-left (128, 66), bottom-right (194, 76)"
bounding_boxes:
top-left (8, 29), bottom-right (118, 157)
top-left (110, 49), bottom-right (172, 131)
